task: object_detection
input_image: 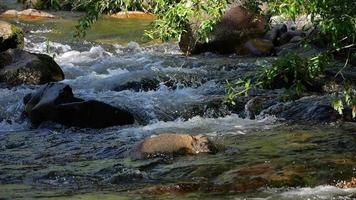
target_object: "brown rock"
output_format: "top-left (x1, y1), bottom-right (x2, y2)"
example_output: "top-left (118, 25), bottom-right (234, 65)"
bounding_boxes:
top-left (130, 133), bottom-right (216, 159)
top-left (1, 9), bottom-right (56, 20)
top-left (238, 38), bottom-right (274, 56)
top-left (179, 6), bottom-right (267, 55)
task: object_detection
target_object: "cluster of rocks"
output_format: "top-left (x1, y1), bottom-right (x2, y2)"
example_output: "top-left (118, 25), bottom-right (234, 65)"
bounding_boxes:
top-left (0, 20), bottom-right (136, 129)
top-left (179, 5), bottom-right (313, 57)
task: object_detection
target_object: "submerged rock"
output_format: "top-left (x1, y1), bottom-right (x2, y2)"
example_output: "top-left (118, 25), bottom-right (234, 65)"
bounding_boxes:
top-left (0, 49), bottom-right (64, 85)
top-left (24, 83), bottom-right (135, 128)
top-left (0, 21), bottom-right (24, 52)
top-left (130, 133), bottom-right (216, 160)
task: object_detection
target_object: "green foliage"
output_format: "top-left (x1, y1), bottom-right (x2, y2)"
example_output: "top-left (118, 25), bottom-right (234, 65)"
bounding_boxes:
top-left (73, 0), bottom-right (227, 42)
top-left (224, 52), bottom-right (329, 104)
top-left (332, 83), bottom-right (356, 118)
top-left (224, 79), bottom-right (255, 105)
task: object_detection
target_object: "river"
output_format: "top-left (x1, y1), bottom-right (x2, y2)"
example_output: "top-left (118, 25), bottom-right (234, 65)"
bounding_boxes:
top-left (0, 11), bottom-right (355, 200)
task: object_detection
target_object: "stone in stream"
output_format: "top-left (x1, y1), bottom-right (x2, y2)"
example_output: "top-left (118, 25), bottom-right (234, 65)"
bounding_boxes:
top-left (0, 49), bottom-right (64, 85)
top-left (129, 133), bottom-right (217, 160)
top-left (23, 82), bottom-right (135, 128)
top-left (0, 21), bottom-right (24, 52)
top-left (260, 96), bottom-right (344, 122)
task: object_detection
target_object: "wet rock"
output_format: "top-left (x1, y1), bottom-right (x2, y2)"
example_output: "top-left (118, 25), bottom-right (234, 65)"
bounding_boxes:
top-left (245, 96), bottom-right (278, 119)
top-left (1, 9), bottom-right (56, 19)
top-left (260, 96), bottom-right (342, 122)
top-left (238, 38), bottom-right (274, 56)
top-left (179, 6), bottom-right (267, 54)
top-left (325, 67), bottom-right (356, 83)
top-left (24, 82), bottom-right (135, 128)
top-left (0, 49), bottom-right (64, 85)
top-left (129, 133), bottom-right (216, 160)
top-left (114, 77), bottom-right (160, 92)
top-left (0, 21), bottom-right (24, 52)
top-left (264, 24), bottom-right (287, 46)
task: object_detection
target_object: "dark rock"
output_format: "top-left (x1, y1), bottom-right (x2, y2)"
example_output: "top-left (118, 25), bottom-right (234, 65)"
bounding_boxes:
top-left (260, 96), bottom-right (342, 122)
top-left (264, 24), bottom-right (287, 46)
top-left (179, 6), bottom-right (267, 55)
top-left (24, 83), bottom-right (135, 128)
top-left (245, 96), bottom-right (278, 119)
top-left (54, 100), bottom-right (135, 128)
top-left (0, 49), bottom-right (64, 85)
top-left (114, 77), bottom-right (160, 92)
top-left (0, 21), bottom-right (24, 52)
top-left (278, 31), bottom-right (305, 46)
top-left (290, 36), bottom-right (303, 43)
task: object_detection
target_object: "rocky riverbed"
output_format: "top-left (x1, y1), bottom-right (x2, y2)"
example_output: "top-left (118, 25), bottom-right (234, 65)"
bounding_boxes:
top-left (0, 5), bottom-right (355, 200)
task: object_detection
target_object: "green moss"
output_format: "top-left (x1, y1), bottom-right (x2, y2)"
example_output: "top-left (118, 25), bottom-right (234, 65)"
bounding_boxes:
top-left (10, 24), bottom-right (24, 49)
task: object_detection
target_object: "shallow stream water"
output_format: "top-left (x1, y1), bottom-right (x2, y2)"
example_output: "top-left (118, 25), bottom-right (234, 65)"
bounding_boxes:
top-left (0, 10), bottom-right (355, 200)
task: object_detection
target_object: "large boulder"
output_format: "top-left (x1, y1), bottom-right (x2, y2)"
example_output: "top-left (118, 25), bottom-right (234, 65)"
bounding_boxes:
top-left (24, 83), bottom-right (135, 128)
top-left (179, 6), bottom-right (267, 54)
top-left (0, 21), bottom-right (24, 52)
top-left (0, 49), bottom-right (64, 85)
top-left (129, 133), bottom-right (217, 159)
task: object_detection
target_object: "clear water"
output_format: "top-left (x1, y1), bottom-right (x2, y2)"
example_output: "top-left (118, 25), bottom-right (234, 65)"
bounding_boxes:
top-left (0, 11), bottom-right (355, 200)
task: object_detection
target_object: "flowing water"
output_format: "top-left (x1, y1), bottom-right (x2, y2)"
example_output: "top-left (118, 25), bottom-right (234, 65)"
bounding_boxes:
top-left (0, 11), bottom-right (355, 200)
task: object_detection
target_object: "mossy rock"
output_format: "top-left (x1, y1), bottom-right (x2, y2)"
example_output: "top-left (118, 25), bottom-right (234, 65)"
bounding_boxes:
top-left (0, 49), bottom-right (64, 85)
top-left (0, 21), bottom-right (24, 52)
